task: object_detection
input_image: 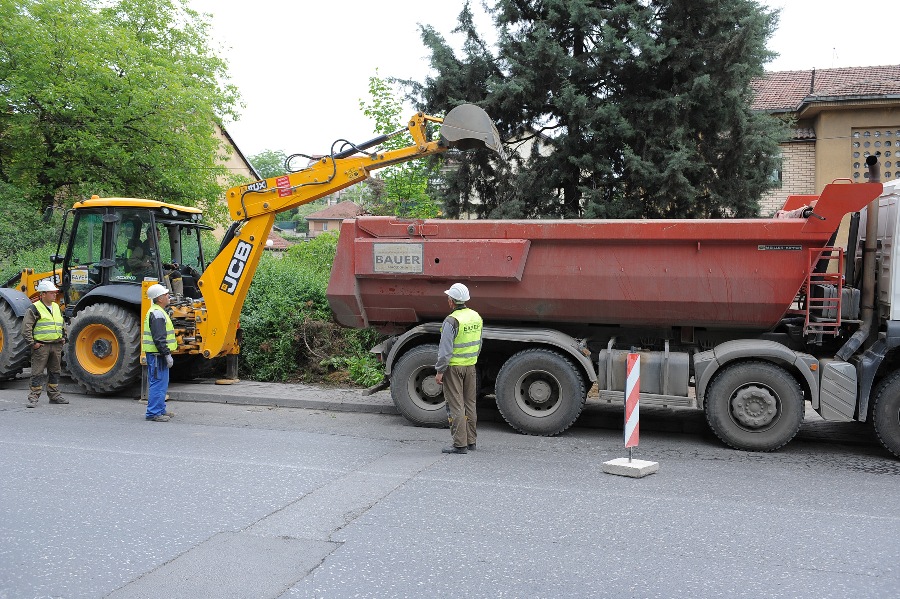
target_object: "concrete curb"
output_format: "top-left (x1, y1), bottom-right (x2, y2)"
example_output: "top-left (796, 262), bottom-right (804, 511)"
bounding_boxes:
top-left (0, 375), bottom-right (879, 447)
top-left (0, 377), bottom-right (401, 415)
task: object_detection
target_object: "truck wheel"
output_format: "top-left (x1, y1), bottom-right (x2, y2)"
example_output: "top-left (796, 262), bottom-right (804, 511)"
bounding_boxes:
top-left (871, 371), bottom-right (900, 459)
top-left (705, 361), bottom-right (804, 452)
top-left (391, 344), bottom-right (448, 427)
top-left (0, 302), bottom-right (30, 381)
top-left (65, 303), bottom-right (141, 394)
top-left (495, 348), bottom-right (586, 436)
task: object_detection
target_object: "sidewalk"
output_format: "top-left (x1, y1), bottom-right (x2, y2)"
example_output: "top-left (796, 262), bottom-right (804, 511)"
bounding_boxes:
top-left (0, 374), bottom-right (878, 447)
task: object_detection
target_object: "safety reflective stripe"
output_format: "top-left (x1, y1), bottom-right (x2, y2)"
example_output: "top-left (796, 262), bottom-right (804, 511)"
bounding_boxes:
top-left (449, 308), bottom-right (482, 366)
top-left (142, 304), bottom-right (176, 353)
top-left (33, 301), bottom-right (63, 341)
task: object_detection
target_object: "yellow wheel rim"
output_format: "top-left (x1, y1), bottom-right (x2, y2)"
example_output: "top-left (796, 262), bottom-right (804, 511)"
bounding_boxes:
top-left (76, 323), bottom-right (120, 375)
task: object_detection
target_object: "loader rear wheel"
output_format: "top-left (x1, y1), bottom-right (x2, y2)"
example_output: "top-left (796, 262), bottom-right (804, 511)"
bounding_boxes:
top-left (65, 303), bottom-right (141, 394)
top-left (0, 302), bottom-right (30, 381)
top-left (495, 349), bottom-right (586, 436)
top-left (705, 361), bottom-right (803, 452)
top-left (871, 371), bottom-right (900, 459)
top-left (391, 344), bottom-right (448, 428)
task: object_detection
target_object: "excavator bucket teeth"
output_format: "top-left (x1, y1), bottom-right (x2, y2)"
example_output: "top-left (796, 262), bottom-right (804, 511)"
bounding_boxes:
top-left (440, 104), bottom-right (505, 159)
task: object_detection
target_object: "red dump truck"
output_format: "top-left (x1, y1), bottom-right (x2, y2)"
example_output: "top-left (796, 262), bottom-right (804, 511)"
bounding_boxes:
top-left (327, 158), bottom-right (900, 458)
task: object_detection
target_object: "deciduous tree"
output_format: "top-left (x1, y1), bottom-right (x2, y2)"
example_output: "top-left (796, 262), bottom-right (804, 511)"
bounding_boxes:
top-left (359, 73), bottom-right (440, 219)
top-left (0, 0), bottom-right (241, 224)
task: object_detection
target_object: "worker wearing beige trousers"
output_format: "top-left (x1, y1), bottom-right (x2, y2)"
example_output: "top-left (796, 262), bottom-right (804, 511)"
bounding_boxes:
top-left (434, 282), bottom-right (483, 454)
top-left (23, 279), bottom-right (68, 407)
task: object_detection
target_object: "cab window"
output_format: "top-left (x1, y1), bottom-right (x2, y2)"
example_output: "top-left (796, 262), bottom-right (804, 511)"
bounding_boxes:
top-left (110, 210), bottom-right (157, 283)
top-left (64, 211), bottom-right (105, 302)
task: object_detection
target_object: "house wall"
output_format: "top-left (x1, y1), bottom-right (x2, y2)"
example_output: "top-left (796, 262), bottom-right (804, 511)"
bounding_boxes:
top-left (812, 106), bottom-right (900, 191)
top-left (759, 140), bottom-right (816, 216)
top-left (214, 124), bottom-right (257, 182)
top-left (308, 220), bottom-right (337, 237)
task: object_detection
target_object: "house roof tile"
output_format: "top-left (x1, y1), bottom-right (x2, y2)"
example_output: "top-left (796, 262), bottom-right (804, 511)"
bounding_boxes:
top-left (266, 230), bottom-right (294, 251)
top-left (751, 64), bottom-right (900, 112)
top-left (305, 200), bottom-right (363, 220)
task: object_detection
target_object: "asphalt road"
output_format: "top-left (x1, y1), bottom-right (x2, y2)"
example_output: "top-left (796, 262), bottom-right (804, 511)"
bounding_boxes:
top-left (1, 384), bottom-right (899, 599)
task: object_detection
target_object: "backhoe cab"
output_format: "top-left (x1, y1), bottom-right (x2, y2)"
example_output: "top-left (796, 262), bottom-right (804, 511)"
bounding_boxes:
top-left (0, 104), bottom-right (503, 394)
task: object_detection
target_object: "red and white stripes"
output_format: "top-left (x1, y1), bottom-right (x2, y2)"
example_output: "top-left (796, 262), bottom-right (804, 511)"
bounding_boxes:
top-left (624, 353), bottom-right (640, 448)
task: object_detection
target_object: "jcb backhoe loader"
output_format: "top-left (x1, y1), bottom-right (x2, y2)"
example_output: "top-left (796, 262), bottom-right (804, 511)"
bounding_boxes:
top-left (0, 105), bottom-right (503, 393)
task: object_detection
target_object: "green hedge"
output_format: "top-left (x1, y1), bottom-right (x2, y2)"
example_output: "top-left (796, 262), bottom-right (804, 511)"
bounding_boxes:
top-left (238, 233), bottom-right (384, 386)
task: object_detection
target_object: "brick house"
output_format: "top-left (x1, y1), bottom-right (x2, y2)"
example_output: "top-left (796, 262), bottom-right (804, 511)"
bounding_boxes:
top-left (304, 201), bottom-right (363, 237)
top-left (751, 65), bottom-right (900, 216)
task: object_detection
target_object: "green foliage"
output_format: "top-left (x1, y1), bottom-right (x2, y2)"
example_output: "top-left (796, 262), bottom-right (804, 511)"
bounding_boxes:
top-left (320, 353), bottom-right (384, 388)
top-left (0, 0), bottom-right (241, 221)
top-left (0, 182), bottom-right (60, 280)
top-left (360, 72), bottom-right (441, 219)
top-left (239, 233), bottom-right (384, 386)
top-left (249, 150), bottom-right (289, 180)
top-left (409, 0), bottom-right (788, 219)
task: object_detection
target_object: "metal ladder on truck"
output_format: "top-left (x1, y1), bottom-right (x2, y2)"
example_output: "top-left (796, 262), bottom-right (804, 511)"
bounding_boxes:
top-left (803, 247), bottom-right (845, 337)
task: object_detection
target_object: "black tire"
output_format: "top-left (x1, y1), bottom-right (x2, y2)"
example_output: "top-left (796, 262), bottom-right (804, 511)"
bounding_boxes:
top-left (64, 303), bottom-right (141, 394)
top-left (0, 302), bottom-right (30, 381)
top-left (390, 344), bottom-right (449, 427)
top-left (494, 348), bottom-right (586, 436)
top-left (871, 371), bottom-right (900, 459)
top-left (705, 361), bottom-right (804, 452)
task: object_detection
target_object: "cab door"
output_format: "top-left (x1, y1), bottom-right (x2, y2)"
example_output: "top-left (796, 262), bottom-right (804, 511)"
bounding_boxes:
top-left (62, 210), bottom-right (109, 305)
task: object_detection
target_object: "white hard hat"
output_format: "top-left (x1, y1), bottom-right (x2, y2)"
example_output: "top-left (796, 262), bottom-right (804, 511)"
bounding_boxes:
top-left (36, 280), bottom-right (59, 293)
top-left (147, 283), bottom-right (169, 300)
top-left (444, 282), bottom-right (470, 302)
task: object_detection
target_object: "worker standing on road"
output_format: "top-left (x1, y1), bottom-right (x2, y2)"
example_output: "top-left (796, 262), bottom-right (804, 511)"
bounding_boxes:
top-left (434, 282), bottom-right (483, 454)
top-left (143, 283), bottom-right (176, 422)
top-left (23, 279), bottom-right (68, 407)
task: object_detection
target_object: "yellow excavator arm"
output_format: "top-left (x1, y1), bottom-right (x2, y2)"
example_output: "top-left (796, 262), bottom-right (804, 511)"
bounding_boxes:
top-left (195, 104), bottom-right (503, 359)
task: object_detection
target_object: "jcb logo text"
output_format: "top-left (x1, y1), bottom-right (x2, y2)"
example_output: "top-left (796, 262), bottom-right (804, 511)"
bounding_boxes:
top-left (220, 240), bottom-right (253, 295)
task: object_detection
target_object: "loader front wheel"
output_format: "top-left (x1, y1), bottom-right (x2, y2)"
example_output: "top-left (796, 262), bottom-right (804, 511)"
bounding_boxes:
top-left (0, 301), bottom-right (30, 381)
top-left (495, 349), bottom-right (586, 436)
top-left (391, 344), bottom-right (448, 428)
top-left (65, 303), bottom-right (141, 394)
top-left (705, 361), bottom-right (803, 452)
top-left (871, 371), bottom-right (900, 459)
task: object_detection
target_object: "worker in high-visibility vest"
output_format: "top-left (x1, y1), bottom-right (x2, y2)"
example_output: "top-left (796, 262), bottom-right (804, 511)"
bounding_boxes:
top-left (23, 279), bottom-right (68, 407)
top-left (143, 283), bottom-right (176, 422)
top-left (434, 282), bottom-right (483, 454)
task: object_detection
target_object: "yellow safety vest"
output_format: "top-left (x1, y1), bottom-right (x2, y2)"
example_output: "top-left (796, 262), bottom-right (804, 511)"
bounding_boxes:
top-left (142, 304), bottom-right (176, 353)
top-left (449, 308), bottom-right (482, 366)
top-left (33, 301), bottom-right (64, 342)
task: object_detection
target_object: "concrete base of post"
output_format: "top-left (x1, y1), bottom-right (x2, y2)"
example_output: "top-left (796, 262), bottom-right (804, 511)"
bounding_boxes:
top-left (602, 457), bottom-right (659, 478)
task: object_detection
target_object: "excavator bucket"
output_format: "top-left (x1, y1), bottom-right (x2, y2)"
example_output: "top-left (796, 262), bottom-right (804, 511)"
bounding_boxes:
top-left (440, 104), bottom-right (505, 159)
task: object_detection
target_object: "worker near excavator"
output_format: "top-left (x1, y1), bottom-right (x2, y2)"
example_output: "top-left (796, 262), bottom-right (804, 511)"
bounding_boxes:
top-left (23, 279), bottom-right (68, 407)
top-left (434, 282), bottom-right (483, 454)
top-left (143, 283), bottom-right (176, 422)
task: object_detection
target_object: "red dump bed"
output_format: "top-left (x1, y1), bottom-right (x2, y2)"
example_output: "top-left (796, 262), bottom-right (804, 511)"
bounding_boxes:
top-left (327, 182), bottom-right (883, 334)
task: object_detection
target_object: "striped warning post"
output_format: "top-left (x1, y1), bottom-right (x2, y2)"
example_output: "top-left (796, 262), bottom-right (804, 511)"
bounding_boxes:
top-left (624, 352), bottom-right (640, 448)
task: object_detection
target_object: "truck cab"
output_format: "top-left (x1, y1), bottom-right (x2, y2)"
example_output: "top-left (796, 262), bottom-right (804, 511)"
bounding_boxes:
top-left (59, 197), bottom-right (209, 308)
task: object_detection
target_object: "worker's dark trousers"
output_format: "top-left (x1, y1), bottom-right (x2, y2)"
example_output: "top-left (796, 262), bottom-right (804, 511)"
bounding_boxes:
top-left (28, 342), bottom-right (64, 403)
top-left (444, 364), bottom-right (477, 448)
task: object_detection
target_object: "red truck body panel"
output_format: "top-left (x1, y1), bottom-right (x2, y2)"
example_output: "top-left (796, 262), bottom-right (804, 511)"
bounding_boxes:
top-left (327, 182), bottom-right (883, 334)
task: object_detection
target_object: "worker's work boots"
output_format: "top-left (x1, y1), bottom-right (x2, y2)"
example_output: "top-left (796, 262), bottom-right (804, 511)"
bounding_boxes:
top-left (47, 384), bottom-right (68, 404)
top-left (26, 386), bottom-right (41, 407)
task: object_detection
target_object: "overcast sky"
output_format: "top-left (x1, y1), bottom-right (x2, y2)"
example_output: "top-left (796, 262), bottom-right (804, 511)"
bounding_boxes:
top-left (186, 0), bottom-right (900, 161)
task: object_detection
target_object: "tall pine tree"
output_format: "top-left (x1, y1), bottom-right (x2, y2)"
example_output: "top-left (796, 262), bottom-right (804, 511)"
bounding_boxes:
top-left (410, 0), bottom-right (787, 219)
